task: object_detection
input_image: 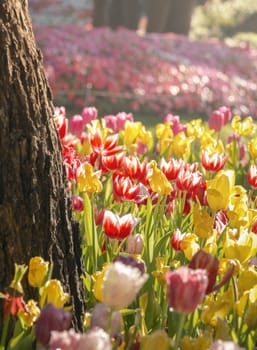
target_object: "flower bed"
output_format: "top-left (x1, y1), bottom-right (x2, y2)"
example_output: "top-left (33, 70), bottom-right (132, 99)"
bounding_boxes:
top-left (34, 26), bottom-right (257, 118)
top-left (3, 105), bottom-right (257, 350)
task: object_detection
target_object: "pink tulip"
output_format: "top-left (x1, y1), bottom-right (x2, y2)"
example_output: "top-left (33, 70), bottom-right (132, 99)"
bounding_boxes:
top-left (69, 114), bottom-right (84, 137)
top-left (81, 106), bottom-right (97, 124)
top-left (35, 303), bottom-right (72, 346)
top-left (165, 267), bottom-right (208, 313)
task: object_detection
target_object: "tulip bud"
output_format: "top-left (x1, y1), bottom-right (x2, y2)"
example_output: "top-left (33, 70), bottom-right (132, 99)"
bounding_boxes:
top-left (189, 250), bottom-right (219, 294)
top-left (81, 106), bottom-right (97, 124)
top-left (35, 303), bottom-right (72, 346)
top-left (69, 114), bottom-right (84, 137)
top-left (165, 266), bottom-right (208, 314)
top-left (71, 195), bottom-right (84, 212)
top-left (28, 257), bottom-right (49, 288)
top-left (126, 234), bottom-right (144, 255)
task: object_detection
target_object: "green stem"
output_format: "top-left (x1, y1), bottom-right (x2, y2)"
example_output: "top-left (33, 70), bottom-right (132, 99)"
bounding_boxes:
top-left (173, 313), bottom-right (186, 349)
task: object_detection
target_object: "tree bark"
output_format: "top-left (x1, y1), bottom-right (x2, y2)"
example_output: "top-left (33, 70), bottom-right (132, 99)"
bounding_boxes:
top-left (164, 0), bottom-right (197, 35)
top-left (0, 0), bottom-right (85, 331)
top-left (146, 0), bottom-right (197, 35)
top-left (146, 0), bottom-right (172, 33)
top-left (93, 0), bottom-right (111, 27)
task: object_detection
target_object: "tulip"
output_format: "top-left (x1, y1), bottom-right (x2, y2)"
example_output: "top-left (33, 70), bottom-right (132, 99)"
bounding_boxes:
top-left (231, 115), bottom-right (256, 136)
top-left (35, 303), bottom-right (72, 346)
top-left (40, 279), bottom-right (69, 308)
top-left (164, 113), bottom-right (187, 135)
top-left (126, 233), bottom-right (144, 255)
top-left (149, 160), bottom-right (172, 195)
top-left (201, 151), bottom-right (228, 172)
top-left (77, 327), bottom-right (112, 350)
top-left (247, 164), bottom-right (257, 189)
top-left (165, 266), bottom-right (208, 314)
top-left (140, 330), bottom-right (170, 350)
top-left (189, 250), bottom-right (234, 294)
top-left (209, 340), bottom-right (245, 350)
top-left (208, 106), bottom-right (231, 132)
top-left (54, 107), bottom-right (68, 140)
top-left (103, 260), bottom-right (148, 310)
top-left (49, 329), bottom-right (82, 350)
top-left (71, 195), bottom-right (84, 212)
top-left (68, 114), bottom-right (85, 137)
top-left (90, 303), bottom-right (121, 337)
top-left (170, 228), bottom-right (186, 251)
top-left (193, 204), bottom-right (214, 239)
top-left (81, 106), bottom-right (97, 124)
top-left (103, 210), bottom-right (140, 240)
top-left (18, 299), bottom-right (40, 327)
top-left (206, 170), bottom-right (235, 211)
top-left (77, 162), bottom-right (103, 193)
top-left (28, 257), bottom-right (49, 288)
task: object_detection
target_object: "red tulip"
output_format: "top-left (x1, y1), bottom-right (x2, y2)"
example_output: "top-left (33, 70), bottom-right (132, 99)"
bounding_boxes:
top-left (247, 164), bottom-right (257, 189)
top-left (201, 151), bottom-right (228, 172)
top-left (160, 158), bottom-right (185, 181)
top-left (189, 250), bottom-right (234, 294)
top-left (170, 228), bottom-right (186, 251)
top-left (122, 156), bottom-right (148, 184)
top-left (103, 210), bottom-right (140, 240)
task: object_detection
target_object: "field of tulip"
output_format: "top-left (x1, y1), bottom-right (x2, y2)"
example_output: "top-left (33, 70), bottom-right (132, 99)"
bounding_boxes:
top-left (2, 103), bottom-right (257, 350)
top-left (33, 25), bottom-right (257, 119)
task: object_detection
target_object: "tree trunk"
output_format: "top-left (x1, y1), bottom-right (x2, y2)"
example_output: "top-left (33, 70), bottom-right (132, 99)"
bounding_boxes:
top-left (93, 0), bottom-right (111, 27)
top-left (0, 0), bottom-right (85, 332)
top-left (146, 0), bottom-right (172, 33)
top-left (146, 0), bottom-right (197, 35)
top-left (109, 0), bottom-right (140, 30)
top-left (164, 0), bottom-right (197, 35)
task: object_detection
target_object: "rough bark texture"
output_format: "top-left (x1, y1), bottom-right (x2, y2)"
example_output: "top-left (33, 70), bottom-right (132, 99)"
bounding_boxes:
top-left (0, 0), bottom-right (85, 331)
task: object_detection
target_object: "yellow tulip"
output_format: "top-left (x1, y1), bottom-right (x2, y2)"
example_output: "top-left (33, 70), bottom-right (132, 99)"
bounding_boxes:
top-left (18, 299), bottom-right (40, 327)
top-left (237, 266), bottom-right (257, 294)
top-left (77, 163), bottom-right (103, 193)
top-left (92, 264), bottom-right (110, 302)
top-left (199, 132), bottom-right (224, 155)
top-left (180, 233), bottom-right (200, 260)
top-left (180, 334), bottom-right (211, 350)
top-left (226, 186), bottom-right (249, 228)
top-left (224, 230), bottom-right (257, 264)
top-left (231, 115), bottom-right (256, 136)
top-left (245, 301), bottom-right (257, 329)
top-left (151, 257), bottom-right (170, 286)
top-left (193, 204), bottom-right (214, 238)
top-left (123, 121), bottom-right (141, 146)
top-left (140, 330), bottom-right (170, 350)
top-left (40, 279), bottom-right (69, 308)
top-left (28, 256), bottom-right (49, 288)
top-left (186, 118), bottom-right (204, 138)
top-left (173, 132), bottom-right (194, 159)
top-left (138, 126), bottom-right (153, 151)
top-left (201, 288), bottom-right (233, 326)
top-left (148, 160), bottom-right (172, 195)
top-left (155, 122), bottom-right (173, 157)
top-left (206, 170), bottom-right (235, 211)
top-left (248, 137), bottom-right (257, 160)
